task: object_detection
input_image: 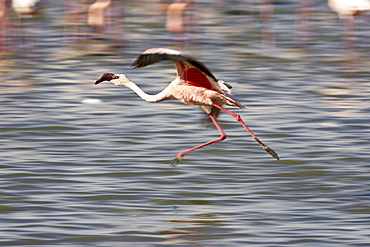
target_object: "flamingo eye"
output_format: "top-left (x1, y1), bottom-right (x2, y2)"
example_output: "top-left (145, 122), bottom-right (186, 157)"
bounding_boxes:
top-left (115, 75), bottom-right (119, 79)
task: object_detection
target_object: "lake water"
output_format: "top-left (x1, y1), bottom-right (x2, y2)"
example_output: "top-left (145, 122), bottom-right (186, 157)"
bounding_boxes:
top-left (1, 1), bottom-right (369, 246)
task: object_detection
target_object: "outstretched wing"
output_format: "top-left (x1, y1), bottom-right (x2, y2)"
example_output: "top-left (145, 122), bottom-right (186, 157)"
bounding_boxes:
top-left (132, 48), bottom-right (222, 92)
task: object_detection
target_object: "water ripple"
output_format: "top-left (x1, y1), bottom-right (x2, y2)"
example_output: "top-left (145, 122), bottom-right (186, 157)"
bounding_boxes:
top-left (1, 1), bottom-right (370, 246)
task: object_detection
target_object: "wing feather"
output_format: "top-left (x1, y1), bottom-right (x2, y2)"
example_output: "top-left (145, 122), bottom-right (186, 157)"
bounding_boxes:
top-left (131, 48), bottom-right (244, 126)
top-left (131, 48), bottom-right (219, 89)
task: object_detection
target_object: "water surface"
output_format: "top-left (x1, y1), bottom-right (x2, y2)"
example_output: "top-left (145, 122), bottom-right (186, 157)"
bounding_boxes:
top-left (1, 1), bottom-right (369, 246)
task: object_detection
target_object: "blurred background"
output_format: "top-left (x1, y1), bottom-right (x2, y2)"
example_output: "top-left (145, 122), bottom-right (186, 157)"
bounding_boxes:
top-left (1, 0), bottom-right (369, 246)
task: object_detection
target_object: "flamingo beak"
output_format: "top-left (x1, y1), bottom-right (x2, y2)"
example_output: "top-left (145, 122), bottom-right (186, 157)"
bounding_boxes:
top-left (95, 73), bottom-right (116, 85)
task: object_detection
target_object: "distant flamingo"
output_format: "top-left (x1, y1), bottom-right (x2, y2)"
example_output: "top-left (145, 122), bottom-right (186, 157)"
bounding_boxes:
top-left (328, 0), bottom-right (370, 62)
top-left (259, 0), bottom-right (275, 47)
top-left (12, 0), bottom-right (40, 16)
top-left (165, 1), bottom-right (198, 42)
top-left (87, 0), bottom-right (111, 35)
top-left (328, 0), bottom-right (370, 18)
top-left (166, 3), bottom-right (188, 33)
top-left (95, 48), bottom-right (279, 165)
top-left (295, 0), bottom-right (314, 44)
top-left (0, 1), bottom-right (5, 49)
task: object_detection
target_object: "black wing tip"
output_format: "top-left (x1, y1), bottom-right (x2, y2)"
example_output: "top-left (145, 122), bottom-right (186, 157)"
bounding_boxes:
top-left (129, 48), bottom-right (217, 81)
top-left (131, 62), bottom-right (141, 69)
top-left (131, 53), bottom-right (166, 69)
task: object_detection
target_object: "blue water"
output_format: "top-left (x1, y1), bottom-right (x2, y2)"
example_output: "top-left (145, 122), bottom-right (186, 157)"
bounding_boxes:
top-left (1, 1), bottom-right (369, 246)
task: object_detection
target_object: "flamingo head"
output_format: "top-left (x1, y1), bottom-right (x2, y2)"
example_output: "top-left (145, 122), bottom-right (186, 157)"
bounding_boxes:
top-left (95, 73), bottom-right (133, 87)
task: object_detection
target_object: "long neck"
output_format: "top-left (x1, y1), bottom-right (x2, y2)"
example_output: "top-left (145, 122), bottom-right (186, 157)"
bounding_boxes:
top-left (128, 81), bottom-right (172, 103)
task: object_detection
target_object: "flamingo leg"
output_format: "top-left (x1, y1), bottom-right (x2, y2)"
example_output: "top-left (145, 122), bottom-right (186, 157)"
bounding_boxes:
top-left (343, 18), bottom-right (357, 71)
top-left (172, 113), bottom-right (227, 166)
top-left (211, 103), bottom-right (279, 161)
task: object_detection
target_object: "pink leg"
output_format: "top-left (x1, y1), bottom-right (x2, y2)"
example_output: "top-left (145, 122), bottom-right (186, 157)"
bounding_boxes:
top-left (343, 18), bottom-right (357, 72)
top-left (172, 113), bottom-right (227, 166)
top-left (211, 103), bottom-right (279, 161)
top-left (259, 0), bottom-right (275, 47)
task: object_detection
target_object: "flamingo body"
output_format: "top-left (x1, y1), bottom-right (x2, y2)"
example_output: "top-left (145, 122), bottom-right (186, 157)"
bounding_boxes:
top-left (327, 0), bottom-right (370, 69)
top-left (328, 0), bottom-right (370, 19)
top-left (12, 0), bottom-right (40, 15)
top-left (95, 48), bottom-right (279, 164)
top-left (87, 0), bottom-right (111, 27)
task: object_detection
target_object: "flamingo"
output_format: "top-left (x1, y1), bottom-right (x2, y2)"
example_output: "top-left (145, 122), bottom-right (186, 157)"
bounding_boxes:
top-left (328, 0), bottom-right (370, 18)
top-left (12, 0), bottom-right (40, 16)
top-left (0, 1), bottom-right (5, 49)
top-left (259, 0), bottom-right (275, 47)
top-left (328, 0), bottom-right (370, 63)
top-left (87, 0), bottom-right (111, 35)
top-left (95, 48), bottom-right (279, 165)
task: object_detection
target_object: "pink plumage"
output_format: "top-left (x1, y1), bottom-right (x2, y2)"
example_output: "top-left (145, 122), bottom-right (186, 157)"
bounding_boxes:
top-left (95, 48), bottom-right (279, 165)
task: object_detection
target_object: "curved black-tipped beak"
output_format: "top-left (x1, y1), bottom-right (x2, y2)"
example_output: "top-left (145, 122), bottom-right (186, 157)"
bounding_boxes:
top-left (95, 73), bottom-right (116, 85)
